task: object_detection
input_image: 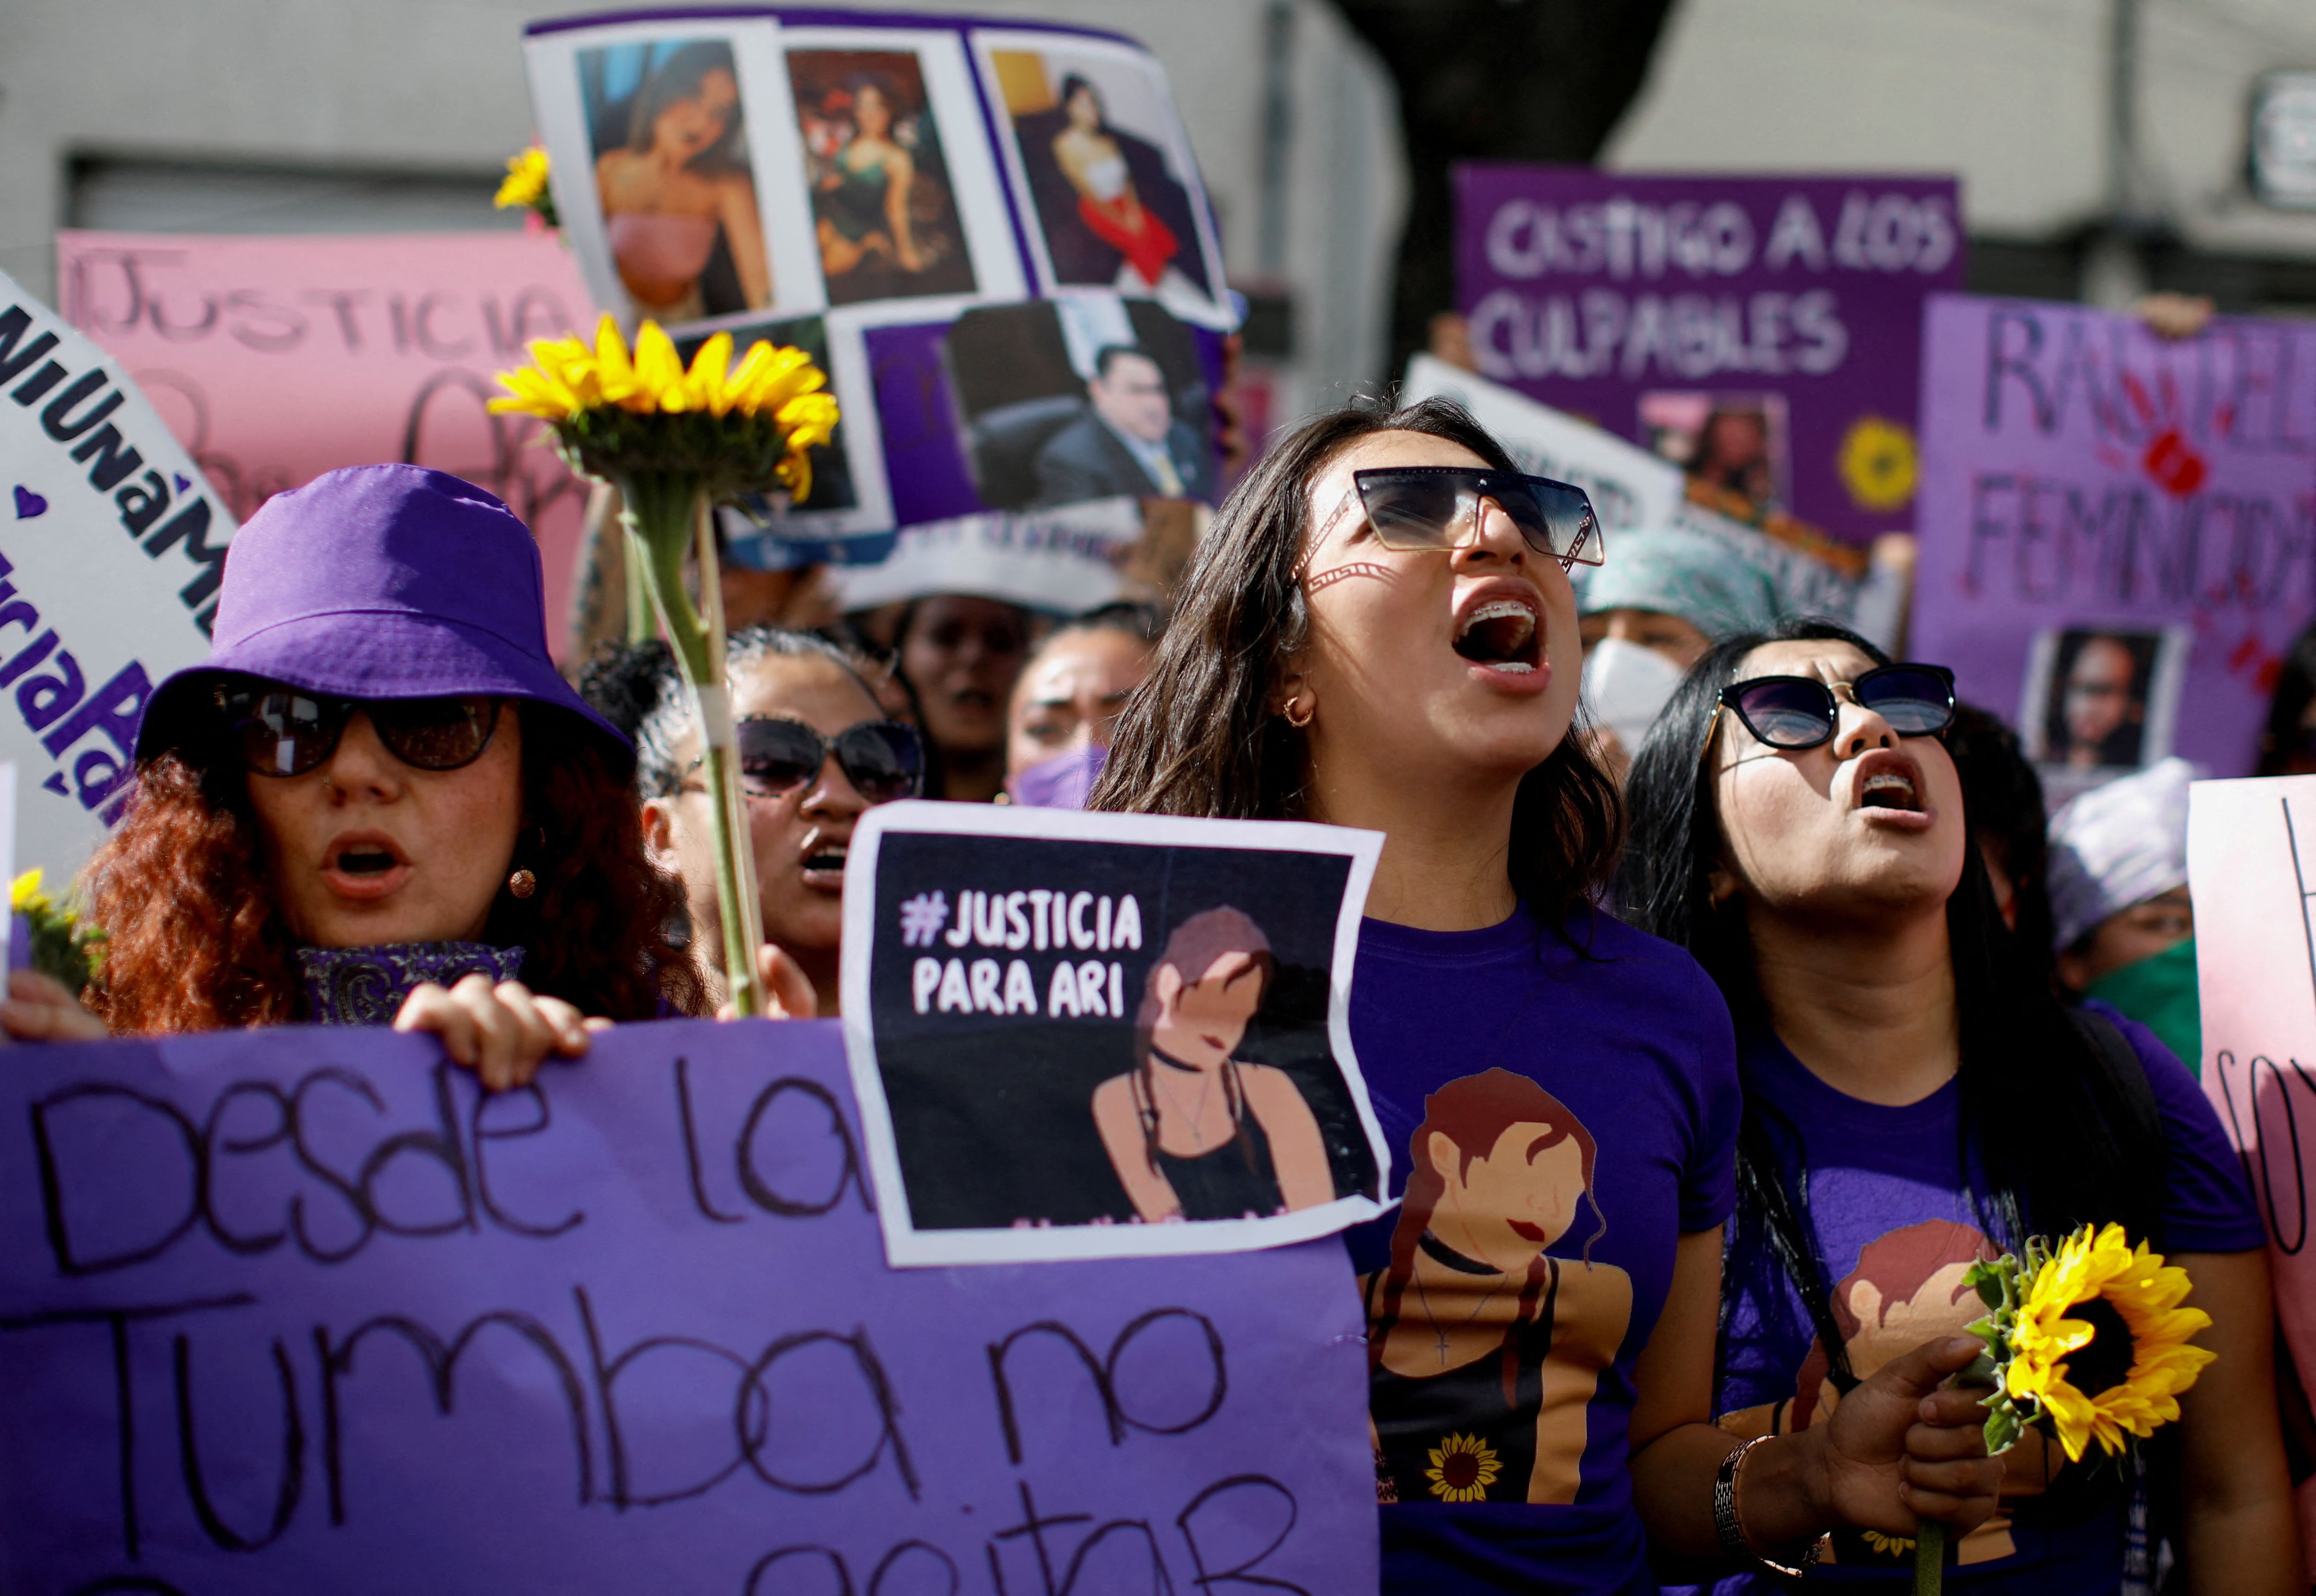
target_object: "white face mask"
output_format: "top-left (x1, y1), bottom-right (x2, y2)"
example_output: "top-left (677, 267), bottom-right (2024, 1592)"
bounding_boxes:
top-left (1581, 637), bottom-right (1688, 755)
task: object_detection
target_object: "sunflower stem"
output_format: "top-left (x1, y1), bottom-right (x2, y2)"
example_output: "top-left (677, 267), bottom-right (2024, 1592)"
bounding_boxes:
top-left (622, 527), bottom-right (655, 646)
top-left (1913, 1519), bottom-right (1945, 1596)
top-left (615, 470), bottom-right (764, 1017)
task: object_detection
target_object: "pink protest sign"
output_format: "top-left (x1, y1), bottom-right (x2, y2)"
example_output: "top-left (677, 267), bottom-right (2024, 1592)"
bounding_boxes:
top-left (1911, 295), bottom-right (2316, 785)
top-left (54, 231), bottom-right (595, 656)
top-left (2190, 774), bottom-right (2316, 1577)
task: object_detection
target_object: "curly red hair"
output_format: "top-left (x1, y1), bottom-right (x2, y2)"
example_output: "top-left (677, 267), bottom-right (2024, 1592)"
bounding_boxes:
top-left (84, 701), bottom-right (702, 1033)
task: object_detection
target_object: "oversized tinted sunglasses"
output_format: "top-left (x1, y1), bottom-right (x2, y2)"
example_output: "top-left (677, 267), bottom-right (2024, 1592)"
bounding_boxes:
top-left (1717, 664), bottom-right (1957, 750)
top-left (1350, 467), bottom-right (1604, 569)
top-left (687, 715), bottom-right (924, 804)
top-left (219, 685), bottom-right (503, 777)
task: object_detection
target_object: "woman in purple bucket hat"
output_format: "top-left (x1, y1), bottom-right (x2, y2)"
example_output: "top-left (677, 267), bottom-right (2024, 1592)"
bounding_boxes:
top-left (1, 465), bottom-right (704, 1085)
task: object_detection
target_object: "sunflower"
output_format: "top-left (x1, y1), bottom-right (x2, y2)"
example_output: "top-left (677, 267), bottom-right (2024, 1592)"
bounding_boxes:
top-left (11, 868), bottom-right (104, 992)
top-left (1423, 1433), bottom-right (1502, 1503)
top-left (1997, 1222), bottom-right (2214, 1463)
top-left (494, 146), bottom-right (558, 227)
top-left (489, 316), bottom-right (839, 1017)
top-left (1837, 415), bottom-right (1919, 513)
top-left (491, 315), bottom-right (837, 501)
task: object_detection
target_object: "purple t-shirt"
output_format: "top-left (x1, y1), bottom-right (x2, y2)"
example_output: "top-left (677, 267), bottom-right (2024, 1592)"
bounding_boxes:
top-left (1345, 904), bottom-right (1742, 1595)
top-left (1703, 1004), bottom-right (2262, 1593)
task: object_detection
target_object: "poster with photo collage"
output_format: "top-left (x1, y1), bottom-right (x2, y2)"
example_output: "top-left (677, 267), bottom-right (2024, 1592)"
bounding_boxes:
top-left (523, 9), bottom-right (1238, 568)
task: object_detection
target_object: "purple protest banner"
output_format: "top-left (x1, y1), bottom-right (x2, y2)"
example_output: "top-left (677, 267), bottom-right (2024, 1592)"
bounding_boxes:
top-left (1909, 294), bottom-right (2316, 785)
top-left (1454, 166), bottom-right (1963, 545)
top-left (0, 1018), bottom-right (1375, 1595)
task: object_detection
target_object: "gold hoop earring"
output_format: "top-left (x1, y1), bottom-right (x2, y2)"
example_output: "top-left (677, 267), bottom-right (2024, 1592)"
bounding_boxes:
top-left (1283, 697), bottom-right (1314, 729)
top-left (507, 868), bottom-right (537, 900)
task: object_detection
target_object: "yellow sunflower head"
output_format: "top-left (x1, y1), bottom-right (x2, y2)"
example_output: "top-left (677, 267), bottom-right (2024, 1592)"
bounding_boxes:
top-left (2001, 1223), bottom-right (2215, 1463)
top-left (11, 868), bottom-right (50, 917)
top-left (1837, 414), bottom-right (1919, 514)
top-left (1422, 1433), bottom-right (1503, 1503)
top-left (490, 316), bottom-right (838, 508)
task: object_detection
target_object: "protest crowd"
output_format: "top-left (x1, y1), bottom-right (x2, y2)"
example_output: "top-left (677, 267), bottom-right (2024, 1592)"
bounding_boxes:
top-left (10, 6), bottom-right (2316, 1596)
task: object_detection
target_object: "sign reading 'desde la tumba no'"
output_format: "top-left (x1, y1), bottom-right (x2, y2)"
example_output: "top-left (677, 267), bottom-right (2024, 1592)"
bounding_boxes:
top-left (0, 269), bottom-right (229, 883)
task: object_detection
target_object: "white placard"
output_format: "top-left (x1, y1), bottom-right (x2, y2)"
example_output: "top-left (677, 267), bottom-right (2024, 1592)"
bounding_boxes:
top-left (0, 271), bottom-right (226, 885)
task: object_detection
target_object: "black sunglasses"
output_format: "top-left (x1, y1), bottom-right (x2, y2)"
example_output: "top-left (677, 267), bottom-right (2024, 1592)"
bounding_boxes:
top-left (687, 715), bottom-right (923, 804)
top-left (1717, 664), bottom-right (1957, 750)
top-left (1350, 466), bottom-right (1604, 569)
top-left (219, 684), bottom-right (503, 777)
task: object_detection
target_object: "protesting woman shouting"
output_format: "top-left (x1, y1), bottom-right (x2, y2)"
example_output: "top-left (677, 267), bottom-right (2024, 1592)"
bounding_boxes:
top-left (1095, 399), bottom-right (2003, 1591)
top-left (1618, 620), bottom-right (2295, 1591)
top-left (2, 466), bottom-right (702, 1086)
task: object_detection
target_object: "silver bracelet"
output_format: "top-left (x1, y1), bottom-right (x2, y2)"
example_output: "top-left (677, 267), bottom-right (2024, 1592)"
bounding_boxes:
top-left (1713, 1435), bottom-right (1827, 1579)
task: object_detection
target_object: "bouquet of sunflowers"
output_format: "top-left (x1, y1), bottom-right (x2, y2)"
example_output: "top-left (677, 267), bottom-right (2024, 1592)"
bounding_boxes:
top-left (1914, 1222), bottom-right (2213, 1594)
top-left (493, 316), bottom-right (838, 1016)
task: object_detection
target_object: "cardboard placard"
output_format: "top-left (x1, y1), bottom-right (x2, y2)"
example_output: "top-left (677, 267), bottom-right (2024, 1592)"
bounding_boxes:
top-left (522, 9), bottom-right (1234, 557)
top-left (0, 270), bottom-right (227, 883)
top-left (0, 1018), bottom-right (1378, 1594)
top-left (1909, 295), bottom-right (2316, 790)
top-left (1454, 168), bottom-right (1963, 546)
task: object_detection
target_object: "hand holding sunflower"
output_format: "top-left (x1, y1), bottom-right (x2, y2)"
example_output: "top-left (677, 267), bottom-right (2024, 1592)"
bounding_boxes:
top-left (492, 316), bottom-right (838, 1017)
top-left (1911, 1222), bottom-right (2213, 1593)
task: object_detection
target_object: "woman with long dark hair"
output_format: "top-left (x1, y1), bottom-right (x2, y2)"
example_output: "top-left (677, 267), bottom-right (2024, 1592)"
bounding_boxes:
top-left (2, 467), bottom-right (703, 1083)
top-left (1094, 400), bottom-right (2002, 1592)
top-left (1617, 618), bottom-right (2292, 1590)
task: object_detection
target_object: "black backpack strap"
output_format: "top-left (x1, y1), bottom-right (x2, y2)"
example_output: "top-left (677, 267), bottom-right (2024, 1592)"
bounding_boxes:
top-left (1737, 1114), bottom-right (1861, 1395)
top-left (2067, 1007), bottom-right (2163, 1156)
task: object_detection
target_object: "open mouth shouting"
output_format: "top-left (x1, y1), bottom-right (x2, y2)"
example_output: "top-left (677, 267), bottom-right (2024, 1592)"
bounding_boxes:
top-left (799, 833), bottom-right (850, 892)
top-left (1850, 749), bottom-right (1935, 830)
top-left (321, 832), bottom-right (412, 899)
top-left (1451, 583), bottom-right (1549, 691)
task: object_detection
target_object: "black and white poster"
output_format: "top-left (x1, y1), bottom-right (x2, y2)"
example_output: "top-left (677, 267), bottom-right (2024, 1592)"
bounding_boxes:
top-left (842, 802), bottom-right (1388, 1265)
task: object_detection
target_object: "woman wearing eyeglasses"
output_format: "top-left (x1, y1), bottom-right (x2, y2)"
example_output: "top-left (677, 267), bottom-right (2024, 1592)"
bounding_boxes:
top-left (1617, 620), bottom-right (2294, 1592)
top-left (0, 466), bottom-right (703, 1087)
top-left (598, 628), bottom-right (922, 1016)
top-left (1094, 401), bottom-right (2003, 1594)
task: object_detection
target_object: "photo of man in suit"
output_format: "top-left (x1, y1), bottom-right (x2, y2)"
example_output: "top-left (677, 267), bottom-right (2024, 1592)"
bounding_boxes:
top-left (1032, 344), bottom-right (1215, 507)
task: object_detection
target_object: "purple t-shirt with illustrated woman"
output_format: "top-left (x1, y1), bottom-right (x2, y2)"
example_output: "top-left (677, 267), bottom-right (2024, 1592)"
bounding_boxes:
top-left (1698, 1005), bottom-right (2263, 1595)
top-left (1345, 904), bottom-right (1742, 1595)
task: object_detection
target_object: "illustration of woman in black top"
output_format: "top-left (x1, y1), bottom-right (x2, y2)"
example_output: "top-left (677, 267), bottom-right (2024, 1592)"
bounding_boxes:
top-left (1363, 1068), bottom-right (1633, 1507)
top-left (1091, 906), bottom-right (1335, 1222)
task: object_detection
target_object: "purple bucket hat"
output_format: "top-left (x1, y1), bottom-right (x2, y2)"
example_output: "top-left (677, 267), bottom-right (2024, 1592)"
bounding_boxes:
top-left (135, 465), bottom-right (628, 763)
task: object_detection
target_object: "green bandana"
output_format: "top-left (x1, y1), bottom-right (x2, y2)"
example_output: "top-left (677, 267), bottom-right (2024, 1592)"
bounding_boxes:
top-left (2086, 937), bottom-right (2202, 1076)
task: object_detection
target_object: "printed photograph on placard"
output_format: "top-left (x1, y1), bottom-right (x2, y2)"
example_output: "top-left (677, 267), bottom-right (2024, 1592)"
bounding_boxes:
top-left (2020, 624), bottom-right (2190, 773)
top-left (1639, 390), bottom-right (1791, 515)
top-left (939, 296), bottom-right (1215, 511)
top-left (578, 37), bottom-right (774, 326)
top-left (975, 33), bottom-right (1229, 326)
top-left (842, 803), bottom-right (1388, 1265)
top-left (787, 47), bottom-right (979, 307)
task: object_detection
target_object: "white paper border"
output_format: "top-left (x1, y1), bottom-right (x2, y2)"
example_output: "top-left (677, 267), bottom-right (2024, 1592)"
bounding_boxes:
top-left (968, 27), bottom-right (1236, 332)
top-left (842, 800), bottom-right (1388, 1267)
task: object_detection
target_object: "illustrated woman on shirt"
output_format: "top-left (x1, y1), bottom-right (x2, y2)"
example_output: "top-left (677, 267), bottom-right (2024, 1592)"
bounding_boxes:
top-left (1365, 1068), bottom-right (1633, 1508)
top-left (1091, 906), bottom-right (1334, 1221)
top-left (1618, 618), bottom-right (2297, 1591)
top-left (1051, 75), bottom-right (1179, 291)
top-left (1093, 398), bottom-right (2004, 1595)
top-left (595, 42), bottom-right (772, 322)
top-left (814, 75), bottom-right (925, 281)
